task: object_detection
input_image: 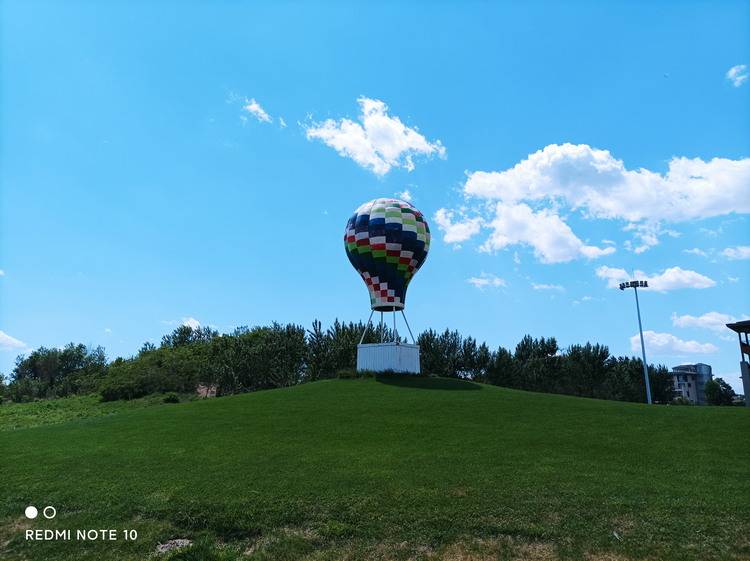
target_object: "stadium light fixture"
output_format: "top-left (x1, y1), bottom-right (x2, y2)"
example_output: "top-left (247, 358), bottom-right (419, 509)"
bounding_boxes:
top-left (619, 280), bottom-right (653, 405)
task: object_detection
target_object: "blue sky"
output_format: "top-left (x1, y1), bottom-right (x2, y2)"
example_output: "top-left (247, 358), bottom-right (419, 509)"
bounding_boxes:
top-left (1, 1), bottom-right (748, 391)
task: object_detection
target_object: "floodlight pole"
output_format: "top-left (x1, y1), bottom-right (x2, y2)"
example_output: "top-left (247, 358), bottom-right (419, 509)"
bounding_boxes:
top-left (633, 286), bottom-right (652, 405)
top-left (620, 280), bottom-right (652, 405)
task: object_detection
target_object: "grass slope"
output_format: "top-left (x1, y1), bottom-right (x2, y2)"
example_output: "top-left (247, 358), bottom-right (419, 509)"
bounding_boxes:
top-left (1, 377), bottom-right (748, 561)
top-left (0, 393), bottom-right (186, 431)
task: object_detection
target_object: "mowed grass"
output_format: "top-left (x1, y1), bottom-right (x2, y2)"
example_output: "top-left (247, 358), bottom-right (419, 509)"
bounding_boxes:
top-left (1, 377), bottom-right (748, 561)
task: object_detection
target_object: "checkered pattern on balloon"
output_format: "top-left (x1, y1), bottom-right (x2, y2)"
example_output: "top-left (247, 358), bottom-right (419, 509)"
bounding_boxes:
top-left (344, 198), bottom-right (430, 311)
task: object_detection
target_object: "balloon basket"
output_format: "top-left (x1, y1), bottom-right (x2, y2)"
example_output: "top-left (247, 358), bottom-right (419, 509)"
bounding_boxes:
top-left (357, 342), bottom-right (420, 374)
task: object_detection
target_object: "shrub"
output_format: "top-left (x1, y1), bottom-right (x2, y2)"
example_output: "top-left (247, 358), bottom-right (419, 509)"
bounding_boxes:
top-left (162, 392), bottom-right (180, 404)
top-left (336, 368), bottom-right (358, 379)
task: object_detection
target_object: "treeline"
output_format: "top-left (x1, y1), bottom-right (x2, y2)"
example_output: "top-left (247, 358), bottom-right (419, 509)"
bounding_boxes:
top-left (0, 320), bottom-right (736, 405)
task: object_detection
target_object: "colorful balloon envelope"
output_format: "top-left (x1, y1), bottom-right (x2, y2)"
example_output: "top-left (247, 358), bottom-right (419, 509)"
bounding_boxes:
top-left (344, 198), bottom-right (430, 311)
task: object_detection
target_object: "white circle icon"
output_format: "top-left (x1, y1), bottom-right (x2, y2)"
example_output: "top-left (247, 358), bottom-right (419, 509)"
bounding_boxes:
top-left (43, 506), bottom-right (57, 519)
top-left (25, 506), bottom-right (38, 519)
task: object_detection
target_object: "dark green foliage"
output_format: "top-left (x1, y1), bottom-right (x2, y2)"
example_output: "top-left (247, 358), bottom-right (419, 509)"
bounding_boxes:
top-left (705, 377), bottom-right (737, 405)
top-left (305, 319), bottom-right (400, 380)
top-left (8, 343), bottom-right (107, 401)
top-left (6, 321), bottom-right (687, 406)
top-left (100, 341), bottom-right (210, 401)
top-left (161, 325), bottom-right (218, 348)
top-left (417, 328), bottom-right (473, 377)
top-left (163, 392), bottom-right (180, 403)
top-left (209, 323), bottom-right (307, 394)
top-left (420, 332), bottom-right (675, 404)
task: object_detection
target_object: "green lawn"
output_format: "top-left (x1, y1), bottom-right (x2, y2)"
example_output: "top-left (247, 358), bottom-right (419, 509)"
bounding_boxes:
top-left (0, 393), bottom-right (187, 431)
top-left (1, 377), bottom-right (748, 561)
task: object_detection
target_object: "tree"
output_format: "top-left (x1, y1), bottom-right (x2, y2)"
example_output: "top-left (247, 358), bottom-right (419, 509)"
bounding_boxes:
top-left (139, 342), bottom-right (156, 355)
top-left (161, 325), bottom-right (218, 348)
top-left (705, 378), bottom-right (736, 406)
top-left (485, 346), bottom-right (517, 387)
top-left (560, 343), bottom-right (610, 397)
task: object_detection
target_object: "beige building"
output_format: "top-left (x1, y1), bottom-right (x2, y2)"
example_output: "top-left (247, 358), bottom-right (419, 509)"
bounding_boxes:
top-left (671, 363), bottom-right (712, 405)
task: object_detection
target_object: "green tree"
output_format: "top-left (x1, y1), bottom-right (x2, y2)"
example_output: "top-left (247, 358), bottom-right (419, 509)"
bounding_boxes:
top-left (485, 347), bottom-right (517, 387)
top-left (161, 325), bottom-right (218, 348)
top-left (705, 377), bottom-right (736, 406)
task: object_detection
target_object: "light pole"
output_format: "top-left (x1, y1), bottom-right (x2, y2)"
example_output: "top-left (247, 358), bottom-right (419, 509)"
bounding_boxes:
top-left (619, 280), bottom-right (653, 405)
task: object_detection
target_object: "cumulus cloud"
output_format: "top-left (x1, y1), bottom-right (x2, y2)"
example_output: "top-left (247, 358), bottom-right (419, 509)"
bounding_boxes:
top-left (305, 97), bottom-right (445, 176)
top-left (242, 98), bottom-right (272, 123)
top-left (726, 64), bottom-right (748, 87)
top-left (0, 330), bottom-right (29, 352)
top-left (439, 143), bottom-right (750, 259)
top-left (163, 317), bottom-right (202, 329)
top-left (181, 317), bottom-right (201, 329)
top-left (479, 203), bottom-right (614, 263)
top-left (434, 209), bottom-right (481, 244)
top-left (631, 331), bottom-right (718, 355)
top-left (464, 143), bottom-right (749, 222)
top-left (595, 266), bottom-right (716, 292)
top-left (722, 245), bottom-right (750, 260)
top-left (671, 311), bottom-right (746, 332)
top-left (0, 269), bottom-right (5, 276)
top-left (467, 273), bottom-right (506, 289)
top-left (396, 189), bottom-right (413, 202)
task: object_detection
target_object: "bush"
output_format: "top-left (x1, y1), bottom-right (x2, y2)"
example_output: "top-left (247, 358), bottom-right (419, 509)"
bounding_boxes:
top-left (162, 392), bottom-right (180, 403)
top-left (336, 368), bottom-right (358, 379)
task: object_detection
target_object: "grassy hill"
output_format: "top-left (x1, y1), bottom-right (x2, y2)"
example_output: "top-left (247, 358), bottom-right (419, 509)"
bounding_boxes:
top-left (1, 377), bottom-right (748, 561)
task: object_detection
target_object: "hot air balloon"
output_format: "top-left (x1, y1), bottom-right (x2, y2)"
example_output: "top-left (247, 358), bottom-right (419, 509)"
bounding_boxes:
top-left (345, 198), bottom-right (430, 374)
top-left (344, 198), bottom-right (430, 311)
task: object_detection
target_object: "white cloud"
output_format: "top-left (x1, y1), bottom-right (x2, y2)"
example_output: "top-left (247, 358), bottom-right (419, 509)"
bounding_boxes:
top-left (396, 189), bottom-right (413, 202)
top-left (531, 283), bottom-right (564, 291)
top-left (631, 331), bottom-right (718, 355)
top-left (467, 273), bottom-right (506, 289)
top-left (305, 97), bottom-right (445, 176)
top-left (726, 64), bottom-right (748, 87)
top-left (181, 317), bottom-right (201, 329)
top-left (434, 208), bottom-right (481, 244)
top-left (278, 117), bottom-right (287, 128)
top-left (464, 143), bottom-right (750, 222)
top-left (0, 330), bottom-right (29, 352)
top-left (722, 245), bottom-right (750, 260)
top-left (683, 248), bottom-right (708, 257)
top-left (445, 143), bottom-right (750, 259)
top-left (479, 202), bottom-right (615, 263)
top-left (671, 311), bottom-right (746, 332)
top-left (104, 327), bottom-right (112, 334)
top-left (0, 269), bottom-right (4, 276)
top-left (242, 98), bottom-right (272, 123)
top-left (728, 276), bottom-right (740, 283)
top-left (595, 265), bottom-right (716, 292)
top-left (623, 223), bottom-right (679, 254)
